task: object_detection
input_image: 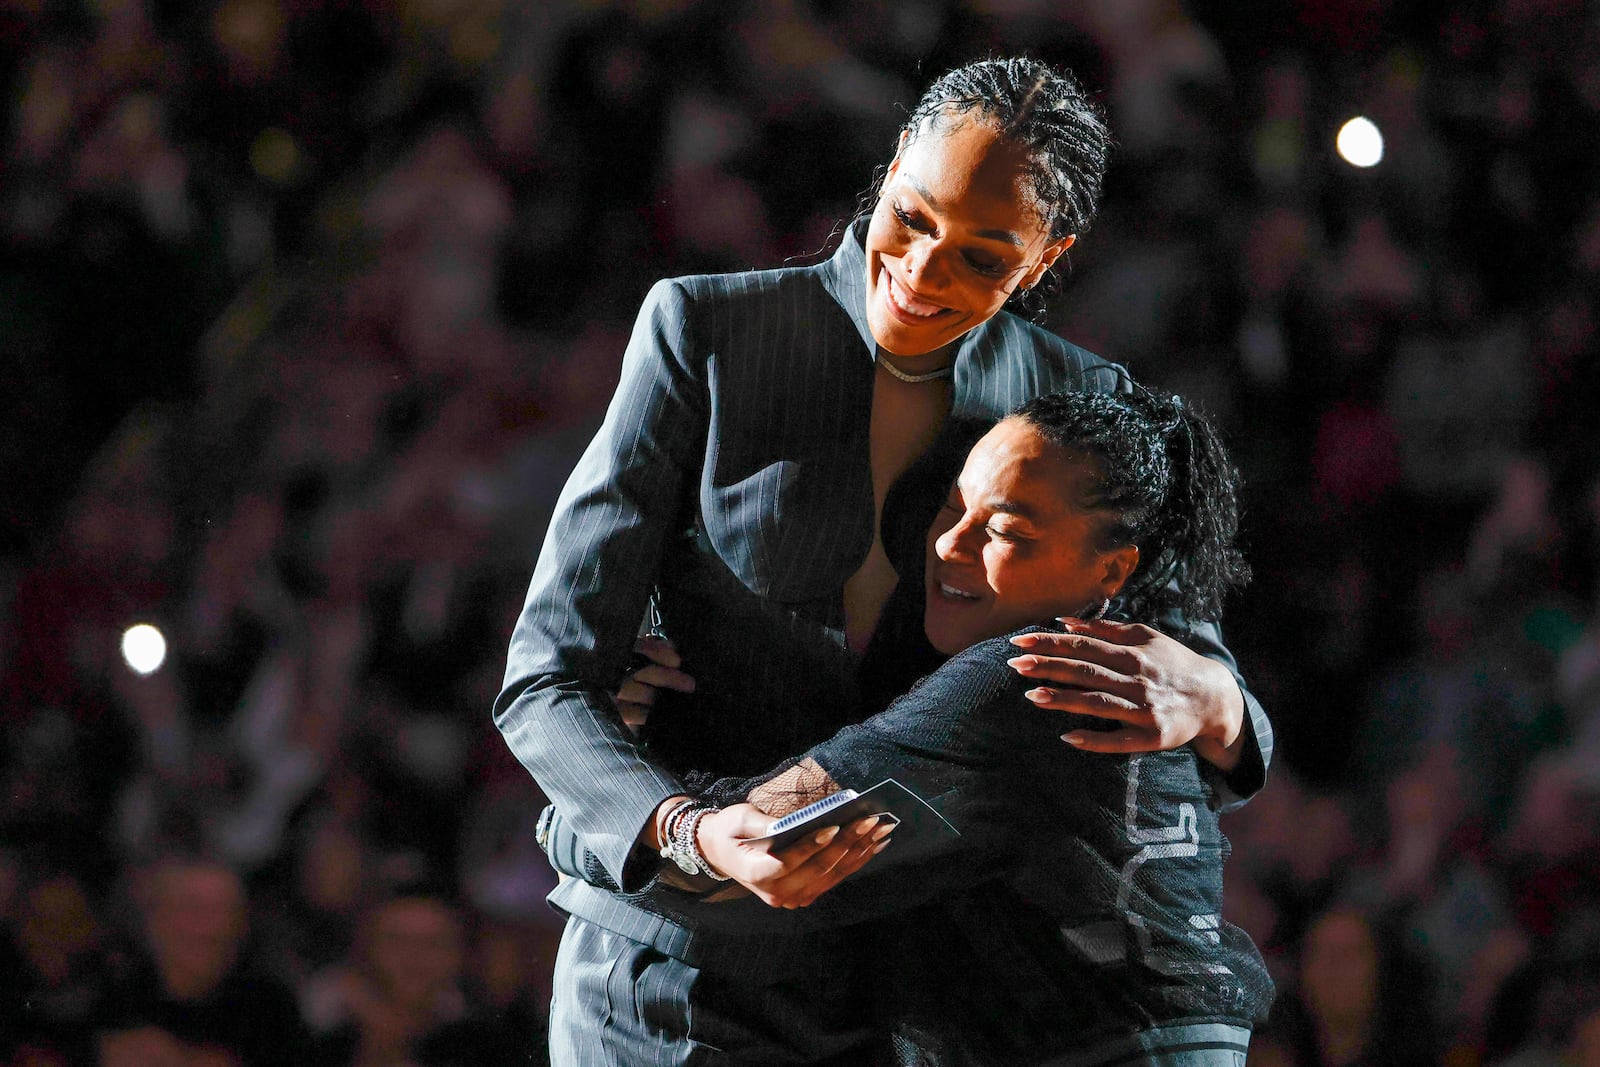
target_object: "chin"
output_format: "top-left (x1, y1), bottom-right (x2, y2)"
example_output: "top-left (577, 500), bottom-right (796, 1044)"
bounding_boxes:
top-left (866, 272), bottom-right (961, 356)
top-left (869, 312), bottom-right (937, 357)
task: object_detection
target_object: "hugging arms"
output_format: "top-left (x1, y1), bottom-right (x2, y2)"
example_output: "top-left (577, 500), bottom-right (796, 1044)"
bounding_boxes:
top-left (540, 389), bottom-right (1274, 1065)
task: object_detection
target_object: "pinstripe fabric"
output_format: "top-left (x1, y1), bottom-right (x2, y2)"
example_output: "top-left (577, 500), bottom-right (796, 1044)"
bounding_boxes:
top-left (549, 920), bottom-right (696, 1067)
top-left (552, 918), bottom-right (785, 1067)
top-left (494, 219), bottom-right (1273, 978)
top-left (550, 917), bottom-right (892, 1066)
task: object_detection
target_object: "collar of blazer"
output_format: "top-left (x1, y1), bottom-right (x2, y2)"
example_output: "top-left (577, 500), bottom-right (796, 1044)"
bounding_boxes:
top-left (818, 216), bottom-right (879, 361)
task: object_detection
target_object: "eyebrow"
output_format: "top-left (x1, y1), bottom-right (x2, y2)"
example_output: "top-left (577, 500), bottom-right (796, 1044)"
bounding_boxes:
top-left (905, 174), bottom-right (1026, 248)
top-left (989, 500), bottom-right (1041, 522)
top-left (956, 480), bottom-right (1042, 523)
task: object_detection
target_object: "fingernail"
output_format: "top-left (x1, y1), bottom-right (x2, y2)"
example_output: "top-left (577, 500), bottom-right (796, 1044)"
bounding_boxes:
top-left (1056, 617), bottom-right (1082, 630)
top-left (873, 840), bottom-right (891, 853)
top-left (1062, 733), bottom-right (1085, 745)
top-left (1009, 634), bottom-right (1037, 647)
top-left (854, 816), bottom-right (880, 835)
top-left (1006, 656), bottom-right (1035, 670)
top-left (815, 826), bottom-right (840, 844)
top-left (871, 823), bottom-right (894, 841)
top-left (1025, 687), bottom-right (1051, 703)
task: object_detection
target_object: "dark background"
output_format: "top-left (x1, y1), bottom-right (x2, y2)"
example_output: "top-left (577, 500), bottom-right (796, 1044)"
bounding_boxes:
top-left (3, 1), bottom-right (1599, 1065)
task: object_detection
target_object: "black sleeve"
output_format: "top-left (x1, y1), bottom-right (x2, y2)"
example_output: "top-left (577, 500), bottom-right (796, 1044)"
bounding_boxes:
top-left (724, 643), bottom-right (1061, 928)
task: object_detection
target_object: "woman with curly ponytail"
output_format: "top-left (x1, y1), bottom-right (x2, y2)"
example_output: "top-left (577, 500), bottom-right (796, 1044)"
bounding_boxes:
top-left (693, 387), bottom-right (1270, 1065)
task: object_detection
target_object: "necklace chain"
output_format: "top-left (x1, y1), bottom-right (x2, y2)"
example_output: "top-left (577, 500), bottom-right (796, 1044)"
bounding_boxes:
top-left (876, 352), bottom-right (954, 383)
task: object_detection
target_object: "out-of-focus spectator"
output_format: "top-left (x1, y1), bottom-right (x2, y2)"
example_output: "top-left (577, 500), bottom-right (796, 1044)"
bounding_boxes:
top-left (0, 863), bottom-right (110, 1066)
top-left (1484, 938), bottom-right (1600, 1067)
top-left (97, 854), bottom-right (307, 1067)
top-left (1499, 754), bottom-right (1600, 944)
top-left (1385, 273), bottom-right (1534, 511)
top-left (253, 796), bottom-right (377, 987)
top-left (465, 919), bottom-right (554, 1067)
top-left (1261, 902), bottom-right (1442, 1067)
top-left (301, 884), bottom-right (506, 1066)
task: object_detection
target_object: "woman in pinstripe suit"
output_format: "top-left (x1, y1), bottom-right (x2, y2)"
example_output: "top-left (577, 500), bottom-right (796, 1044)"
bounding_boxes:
top-left (498, 58), bottom-right (1274, 1065)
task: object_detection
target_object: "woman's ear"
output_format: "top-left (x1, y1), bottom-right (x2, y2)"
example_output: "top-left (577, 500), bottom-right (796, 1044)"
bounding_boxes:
top-left (1020, 234), bottom-right (1077, 291)
top-left (1097, 543), bottom-right (1139, 600)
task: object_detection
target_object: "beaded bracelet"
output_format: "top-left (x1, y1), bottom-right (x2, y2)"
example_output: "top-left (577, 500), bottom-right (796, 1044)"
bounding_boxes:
top-left (658, 799), bottom-right (731, 880)
top-left (682, 804), bottom-right (731, 881)
top-left (658, 798), bottom-right (701, 876)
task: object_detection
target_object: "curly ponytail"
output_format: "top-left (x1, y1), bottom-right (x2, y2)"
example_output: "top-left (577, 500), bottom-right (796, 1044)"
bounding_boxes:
top-left (1011, 388), bottom-right (1249, 628)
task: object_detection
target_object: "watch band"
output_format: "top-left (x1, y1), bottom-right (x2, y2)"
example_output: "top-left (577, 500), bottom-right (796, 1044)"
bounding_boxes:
top-left (658, 798), bottom-right (700, 875)
top-left (684, 805), bottom-right (731, 881)
top-left (657, 799), bottom-right (729, 879)
top-left (671, 801), bottom-right (703, 875)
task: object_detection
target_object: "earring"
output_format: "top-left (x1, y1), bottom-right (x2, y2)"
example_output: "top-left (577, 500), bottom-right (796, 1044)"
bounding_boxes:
top-left (1081, 598), bottom-right (1111, 622)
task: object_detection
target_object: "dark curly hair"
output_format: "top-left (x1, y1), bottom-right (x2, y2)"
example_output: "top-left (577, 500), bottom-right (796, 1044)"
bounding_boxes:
top-left (1011, 388), bottom-right (1250, 628)
top-left (903, 57), bottom-right (1111, 243)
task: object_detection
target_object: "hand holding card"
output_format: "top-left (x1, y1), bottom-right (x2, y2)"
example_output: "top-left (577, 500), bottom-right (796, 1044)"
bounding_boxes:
top-left (751, 779), bottom-right (959, 852)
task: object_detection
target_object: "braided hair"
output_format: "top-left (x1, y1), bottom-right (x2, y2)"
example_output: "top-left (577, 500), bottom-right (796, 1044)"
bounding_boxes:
top-left (1011, 388), bottom-right (1249, 628)
top-left (902, 57), bottom-right (1111, 243)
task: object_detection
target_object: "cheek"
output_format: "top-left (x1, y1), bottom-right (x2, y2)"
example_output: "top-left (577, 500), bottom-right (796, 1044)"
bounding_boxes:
top-left (864, 206), bottom-right (904, 260)
top-left (946, 274), bottom-right (1017, 320)
top-left (983, 269), bottom-right (1027, 305)
top-left (986, 545), bottom-right (1085, 606)
top-left (981, 544), bottom-right (1025, 593)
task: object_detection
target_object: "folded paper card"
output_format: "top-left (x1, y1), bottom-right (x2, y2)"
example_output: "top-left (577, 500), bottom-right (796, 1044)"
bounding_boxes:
top-left (750, 778), bottom-right (959, 851)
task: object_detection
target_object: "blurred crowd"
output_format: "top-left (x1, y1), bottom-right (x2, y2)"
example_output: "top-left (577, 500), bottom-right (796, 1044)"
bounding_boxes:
top-left (2, 1), bottom-right (1598, 1065)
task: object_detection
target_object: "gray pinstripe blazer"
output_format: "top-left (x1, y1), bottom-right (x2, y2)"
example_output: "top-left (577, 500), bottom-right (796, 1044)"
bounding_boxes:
top-left (493, 220), bottom-right (1273, 973)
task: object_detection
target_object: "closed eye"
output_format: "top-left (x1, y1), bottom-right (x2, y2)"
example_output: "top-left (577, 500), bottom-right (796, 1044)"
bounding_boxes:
top-left (963, 254), bottom-right (1007, 278)
top-left (893, 204), bottom-right (1012, 279)
top-left (892, 204), bottom-right (932, 234)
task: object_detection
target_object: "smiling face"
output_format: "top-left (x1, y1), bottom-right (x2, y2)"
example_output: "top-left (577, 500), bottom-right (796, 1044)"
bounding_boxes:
top-left (864, 114), bottom-right (1075, 356)
top-left (923, 418), bottom-right (1138, 655)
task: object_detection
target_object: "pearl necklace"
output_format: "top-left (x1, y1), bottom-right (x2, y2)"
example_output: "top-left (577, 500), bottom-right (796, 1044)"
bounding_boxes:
top-left (876, 351), bottom-right (954, 383)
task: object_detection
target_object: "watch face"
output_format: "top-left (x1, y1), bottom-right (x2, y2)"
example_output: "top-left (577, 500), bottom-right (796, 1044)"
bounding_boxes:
top-left (673, 853), bottom-right (699, 875)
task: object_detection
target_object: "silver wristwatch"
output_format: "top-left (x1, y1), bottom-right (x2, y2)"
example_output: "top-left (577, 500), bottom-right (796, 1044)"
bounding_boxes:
top-left (659, 800), bottom-right (729, 880)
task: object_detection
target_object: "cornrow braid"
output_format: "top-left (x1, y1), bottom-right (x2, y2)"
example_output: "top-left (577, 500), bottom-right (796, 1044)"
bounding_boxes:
top-left (1005, 73), bottom-right (1049, 135)
top-left (1010, 388), bottom-right (1249, 629)
top-left (904, 57), bottom-right (1111, 242)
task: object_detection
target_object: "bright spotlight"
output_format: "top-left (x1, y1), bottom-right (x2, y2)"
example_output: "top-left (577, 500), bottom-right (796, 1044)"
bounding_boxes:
top-left (1336, 116), bottom-right (1384, 168)
top-left (121, 623), bottom-right (167, 675)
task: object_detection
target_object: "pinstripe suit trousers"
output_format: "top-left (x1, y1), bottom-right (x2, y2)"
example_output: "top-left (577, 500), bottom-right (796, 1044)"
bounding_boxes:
top-left (550, 917), bottom-right (890, 1066)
